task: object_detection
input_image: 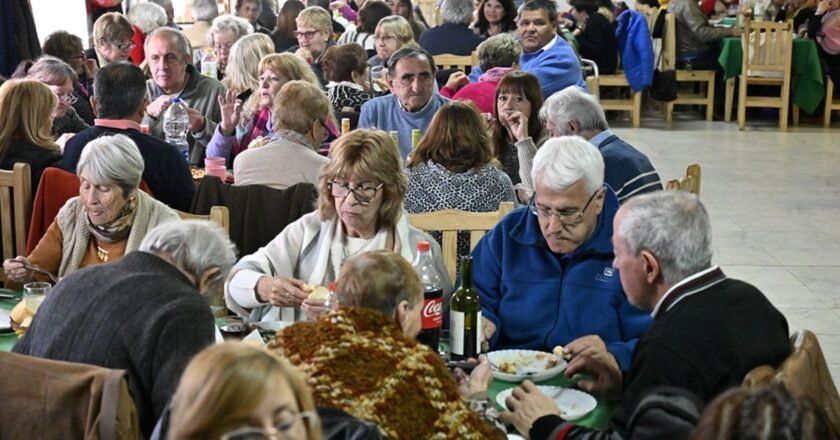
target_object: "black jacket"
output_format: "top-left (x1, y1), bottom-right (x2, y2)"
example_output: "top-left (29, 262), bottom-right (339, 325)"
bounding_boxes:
top-left (0, 139), bottom-right (62, 191)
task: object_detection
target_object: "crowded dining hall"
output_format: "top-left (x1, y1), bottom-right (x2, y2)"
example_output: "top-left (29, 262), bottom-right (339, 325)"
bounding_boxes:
top-left (1, 0), bottom-right (840, 438)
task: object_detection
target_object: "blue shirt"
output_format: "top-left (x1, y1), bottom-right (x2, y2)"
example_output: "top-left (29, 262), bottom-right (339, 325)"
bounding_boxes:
top-left (358, 93), bottom-right (450, 159)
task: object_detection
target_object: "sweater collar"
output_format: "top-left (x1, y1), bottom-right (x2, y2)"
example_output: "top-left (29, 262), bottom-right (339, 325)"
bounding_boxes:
top-left (651, 266), bottom-right (726, 320)
top-left (588, 129), bottom-right (615, 147)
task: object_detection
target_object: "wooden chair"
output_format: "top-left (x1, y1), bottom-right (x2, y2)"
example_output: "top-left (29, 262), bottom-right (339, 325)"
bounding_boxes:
top-left (586, 66), bottom-right (644, 128)
top-left (408, 202), bottom-right (514, 281)
top-left (742, 330), bottom-right (840, 437)
top-left (665, 163), bottom-right (702, 196)
top-left (0, 163), bottom-right (33, 281)
top-left (433, 52), bottom-right (478, 73)
top-left (661, 13), bottom-right (716, 122)
top-left (414, 0), bottom-right (441, 27)
top-left (175, 206), bottom-right (231, 237)
top-left (737, 20), bottom-right (793, 130)
top-left (824, 77), bottom-right (840, 128)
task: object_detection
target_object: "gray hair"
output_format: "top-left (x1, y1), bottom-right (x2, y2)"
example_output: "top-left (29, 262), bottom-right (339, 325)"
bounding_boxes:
top-left (139, 220), bottom-right (238, 291)
top-left (531, 136), bottom-right (604, 194)
top-left (26, 55), bottom-right (77, 86)
top-left (540, 86), bottom-right (608, 134)
top-left (618, 191), bottom-right (713, 286)
top-left (128, 2), bottom-right (168, 34)
top-left (222, 33), bottom-right (275, 92)
top-left (387, 46), bottom-right (436, 77)
top-left (441, 0), bottom-right (475, 24)
top-left (477, 33), bottom-right (521, 71)
top-left (208, 15), bottom-right (254, 46)
top-left (145, 27), bottom-right (192, 62)
top-left (192, 0), bottom-right (220, 22)
top-left (77, 134), bottom-right (145, 197)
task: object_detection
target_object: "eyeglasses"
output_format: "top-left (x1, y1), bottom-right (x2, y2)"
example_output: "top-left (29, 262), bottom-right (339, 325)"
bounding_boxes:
top-left (213, 42), bottom-right (234, 53)
top-left (54, 92), bottom-right (78, 105)
top-left (69, 53), bottom-right (86, 60)
top-left (294, 30), bottom-right (320, 40)
top-left (528, 188), bottom-right (600, 226)
top-left (328, 180), bottom-right (384, 205)
top-left (220, 411), bottom-right (315, 440)
top-left (109, 40), bottom-right (136, 51)
top-left (374, 34), bottom-right (397, 42)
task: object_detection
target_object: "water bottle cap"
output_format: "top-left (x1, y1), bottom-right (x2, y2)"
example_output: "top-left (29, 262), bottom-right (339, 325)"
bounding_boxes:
top-left (416, 241), bottom-right (430, 252)
top-left (329, 282), bottom-right (336, 291)
top-left (171, 97), bottom-right (180, 103)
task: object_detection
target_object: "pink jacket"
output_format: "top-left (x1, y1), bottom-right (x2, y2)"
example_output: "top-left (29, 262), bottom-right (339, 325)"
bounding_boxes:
top-left (439, 67), bottom-right (513, 114)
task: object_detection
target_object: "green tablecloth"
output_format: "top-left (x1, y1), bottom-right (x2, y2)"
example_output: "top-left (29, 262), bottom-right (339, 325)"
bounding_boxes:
top-left (0, 289), bottom-right (22, 352)
top-left (718, 37), bottom-right (825, 113)
top-left (489, 374), bottom-right (614, 430)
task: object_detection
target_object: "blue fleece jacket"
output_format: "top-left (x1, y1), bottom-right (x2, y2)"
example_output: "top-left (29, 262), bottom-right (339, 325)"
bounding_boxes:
top-left (615, 9), bottom-right (654, 92)
top-left (470, 186), bottom-right (652, 371)
top-left (358, 93), bottom-right (449, 159)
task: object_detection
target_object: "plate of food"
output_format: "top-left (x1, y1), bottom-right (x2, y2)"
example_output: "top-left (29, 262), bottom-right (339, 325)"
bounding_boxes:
top-left (487, 349), bottom-right (567, 382)
top-left (496, 386), bottom-right (596, 421)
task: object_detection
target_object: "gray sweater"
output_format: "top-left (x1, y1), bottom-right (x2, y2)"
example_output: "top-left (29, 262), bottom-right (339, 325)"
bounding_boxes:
top-left (13, 251), bottom-right (215, 437)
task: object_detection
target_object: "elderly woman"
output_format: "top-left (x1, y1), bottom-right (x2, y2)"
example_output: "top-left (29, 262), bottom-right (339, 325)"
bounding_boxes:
top-left (208, 52), bottom-right (322, 166)
top-left (126, 2), bottom-right (168, 64)
top-left (271, 0), bottom-right (305, 52)
top-left (570, 0), bottom-right (618, 75)
top-left (270, 250), bottom-right (504, 439)
top-left (290, 6), bottom-right (333, 87)
top-left (405, 101), bottom-right (515, 258)
top-left (391, 0), bottom-right (427, 40)
top-left (337, 1), bottom-right (393, 56)
top-left (22, 56), bottom-right (90, 140)
top-left (2, 134), bottom-right (179, 283)
top-left (236, 0), bottom-right (272, 34)
top-left (491, 71), bottom-right (547, 201)
top-left (473, 0), bottom-right (518, 38)
top-left (167, 343), bottom-right (321, 439)
top-left (183, 0), bottom-right (219, 51)
top-left (322, 43), bottom-right (374, 112)
top-left (441, 33), bottom-right (521, 113)
top-left (233, 80), bottom-right (330, 189)
top-left (209, 15), bottom-right (254, 81)
top-left (221, 33), bottom-right (275, 102)
top-left (367, 16), bottom-right (419, 68)
top-left (225, 129), bottom-right (450, 322)
top-left (88, 12), bottom-right (136, 67)
top-left (809, 0), bottom-right (840, 87)
top-left (42, 31), bottom-right (96, 124)
top-left (418, 0), bottom-right (483, 55)
top-left (0, 80), bottom-right (62, 190)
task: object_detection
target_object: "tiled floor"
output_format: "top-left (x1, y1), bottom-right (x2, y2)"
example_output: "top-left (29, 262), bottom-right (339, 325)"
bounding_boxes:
top-left (611, 113), bottom-right (840, 383)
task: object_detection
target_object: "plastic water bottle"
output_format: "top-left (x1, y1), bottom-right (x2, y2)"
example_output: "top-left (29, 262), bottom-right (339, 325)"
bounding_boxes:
top-left (164, 97), bottom-right (190, 162)
top-left (200, 48), bottom-right (218, 78)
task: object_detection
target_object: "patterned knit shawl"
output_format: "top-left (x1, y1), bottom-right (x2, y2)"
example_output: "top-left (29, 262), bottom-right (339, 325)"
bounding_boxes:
top-left (269, 308), bottom-right (504, 440)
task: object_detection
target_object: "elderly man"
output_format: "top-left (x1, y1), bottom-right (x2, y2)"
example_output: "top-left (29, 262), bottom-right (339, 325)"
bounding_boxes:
top-left (471, 136), bottom-right (652, 373)
top-left (541, 86), bottom-right (662, 203)
top-left (13, 221), bottom-right (237, 437)
top-left (63, 62), bottom-right (195, 211)
top-left (500, 191), bottom-right (791, 440)
top-left (418, 0), bottom-right (484, 55)
top-left (142, 27), bottom-right (226, 165)
top-left (182, 0), bottom-right (218, 51)
top-left (669, 0), bottom-right (739, 70)
top-left (358, 47), bottom-right (449, 159)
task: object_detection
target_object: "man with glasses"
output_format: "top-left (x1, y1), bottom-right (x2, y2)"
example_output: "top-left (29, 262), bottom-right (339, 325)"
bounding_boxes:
top-left (470, 136), bottom-right (651, 373)
top-left (358, 47), bottom-right (449, 159)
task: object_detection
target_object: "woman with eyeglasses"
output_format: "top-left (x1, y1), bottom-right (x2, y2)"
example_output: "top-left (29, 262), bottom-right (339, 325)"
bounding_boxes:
top-left (289, 6), bottom-right (334, 88)
top-left (232, 80), bottom-right (330, 190)
top-left (367, 16), bottom-right (419, 68)
top-left (19, 56), bottom-right (90, 144)
top-left (167, 342), bottom-right (321, 440)
top-left (208, 15), bottom-right (254, 81)
top-left (88, 12), bottom-right (136, 67)
top-left (225, 129), bottom-right (451, 323)
top-left (42, 31), bottom-right (97, 125)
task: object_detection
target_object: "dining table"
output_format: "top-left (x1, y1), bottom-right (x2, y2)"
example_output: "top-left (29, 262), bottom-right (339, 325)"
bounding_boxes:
top-left (0, 289), bottom-right (21, 352)
top-left (718, 36), bottom-right (825, 119)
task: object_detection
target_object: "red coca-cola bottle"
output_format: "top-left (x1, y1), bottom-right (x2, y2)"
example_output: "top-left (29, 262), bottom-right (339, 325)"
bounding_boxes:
top-left (412, 241), bottom-right (443, 352)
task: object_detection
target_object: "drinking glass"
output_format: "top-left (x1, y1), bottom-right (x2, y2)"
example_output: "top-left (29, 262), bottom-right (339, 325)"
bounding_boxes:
top-left (23, 282), bottom-right (51, 314)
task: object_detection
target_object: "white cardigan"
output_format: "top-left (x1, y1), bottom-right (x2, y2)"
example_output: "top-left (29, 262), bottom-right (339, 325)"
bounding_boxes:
top-left (225, 210), bottom-right (452, 322)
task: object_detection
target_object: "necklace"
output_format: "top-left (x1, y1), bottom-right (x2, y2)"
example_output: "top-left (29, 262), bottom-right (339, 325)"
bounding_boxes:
top-left (340, 235), bottom-right (375, 264)
top-left (96, 242), bottom-right (113, 262)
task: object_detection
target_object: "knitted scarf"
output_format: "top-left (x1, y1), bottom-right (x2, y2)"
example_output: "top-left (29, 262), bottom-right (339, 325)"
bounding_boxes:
top-left (270, 308), bottom-right (505, 440)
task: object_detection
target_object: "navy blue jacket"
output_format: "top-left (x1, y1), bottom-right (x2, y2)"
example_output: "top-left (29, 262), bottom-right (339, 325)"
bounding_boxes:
top-left (419, 23), bottom-right (484, 56)
top-left (592, 130), bottom-right (663, 203)
top-left (470, 187), bottom-right (652, 370)
top-left (63, 125), bottom-right (195, 212)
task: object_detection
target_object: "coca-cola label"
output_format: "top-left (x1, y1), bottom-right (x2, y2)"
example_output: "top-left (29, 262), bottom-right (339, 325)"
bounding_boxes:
top-left (421, 296), bottom-right (443, 329)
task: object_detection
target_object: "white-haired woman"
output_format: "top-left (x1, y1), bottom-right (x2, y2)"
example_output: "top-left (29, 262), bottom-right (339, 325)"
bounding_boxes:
top-left (221, 33), bottom-right (275, 102)
top-left (208, 15), bottom-right (254, 80)
top-left (2, 134), bottom-right (179, 283)
top-left (21, 56), bottom-right (90, 140)
top-left (184, 0), bottom-right (219, 51)
top-left (127, 2), bottom-right (168, 64)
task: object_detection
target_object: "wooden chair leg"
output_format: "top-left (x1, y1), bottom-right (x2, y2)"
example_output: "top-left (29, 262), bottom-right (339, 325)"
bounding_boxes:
top-left (725, 77), bottom-right (736, 122)
top-left (666, 101), bottom-right (674, 123)
top-left (632, 91), bottom-right (642, 128)
top-left (705, 76), bottom-right (715, 121)
top-left (780, 80), bottom-right (790, 132)
top-left (737, 76), bottom-right (747, 130)
top-left (793, 104), bottom-right (800, 126)
top-left (825, 78), bottom-right (835, 128)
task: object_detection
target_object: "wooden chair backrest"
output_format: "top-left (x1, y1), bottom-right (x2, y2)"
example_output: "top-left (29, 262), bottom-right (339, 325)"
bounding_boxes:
top-left (408, 202), bottom-right (514, 281)
top-left (662, 12), bottom-right (678, 70)
top-left (434, 53), bottom-right (478, 73)
top-left (665, 163), bottom-right (702, 195)
top-left (742, 19), bottom-right (793, 77)
top-left (175, 206), bottom-right (231, 237)
top-left (415, 0), bottom-right (440, 27)
top-left (0, 163), bottom-right (32, 266)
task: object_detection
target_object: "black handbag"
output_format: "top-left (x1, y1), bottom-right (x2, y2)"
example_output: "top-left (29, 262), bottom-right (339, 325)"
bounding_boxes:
top-left (651, 41), bottom-right (678, 102)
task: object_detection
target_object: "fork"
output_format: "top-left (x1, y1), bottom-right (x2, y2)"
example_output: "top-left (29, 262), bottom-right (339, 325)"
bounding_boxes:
top-left (23, 263), bottom-right (58, 284)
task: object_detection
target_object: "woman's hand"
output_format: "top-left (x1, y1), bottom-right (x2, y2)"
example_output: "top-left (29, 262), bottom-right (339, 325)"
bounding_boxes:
top-left (83, 58), bottom-right (99, 79)
top-left (56, 133), bottom-right (76, 153)
top-left (301, 297), bottom-right (329, 320)
top-left (454, 355), bottom-right (493, 396)
top-left (501, 110), bottom-right (530, 142)
top-left (295, 47), bottom-right (314, 64)
top-left (3, 256), bottom-right (33, 283)
top-left (217, 89), bottom-right (242, 136)
top-left (256, 276), bottom-right (309, 307)
top-left (445, 71), bottom-right (470, 92)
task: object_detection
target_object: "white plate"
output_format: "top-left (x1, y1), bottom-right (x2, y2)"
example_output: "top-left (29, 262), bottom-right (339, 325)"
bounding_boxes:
top-left (487, 349), bottom-right (567, 382)
top-left (251, 320), bottom-right (293, 332)
top-left (496, 386), bottom-right (597, 421)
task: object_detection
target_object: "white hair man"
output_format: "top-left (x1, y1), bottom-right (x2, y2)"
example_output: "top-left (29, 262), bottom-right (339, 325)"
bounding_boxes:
top-left (500, 191), bottom-right (790, 440)
top-left (14, 221), bottom-right (237, 437)
top-left (540, 86), bottom-right (663, 203)
top-left (142, 27), bottom-right (226, 165)
top-left (470, 136), bottom-right (652, 373)
top-left (418, 0), bottom-right (483, 55)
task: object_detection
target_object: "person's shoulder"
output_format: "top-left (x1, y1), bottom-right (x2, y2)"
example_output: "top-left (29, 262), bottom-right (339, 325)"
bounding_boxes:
top-left (360, 94), bottom-right (394, 112)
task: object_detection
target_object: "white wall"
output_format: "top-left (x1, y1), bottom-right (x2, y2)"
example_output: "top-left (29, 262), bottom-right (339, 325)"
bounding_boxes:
top-left (31, 0), bottom-right (89, 48)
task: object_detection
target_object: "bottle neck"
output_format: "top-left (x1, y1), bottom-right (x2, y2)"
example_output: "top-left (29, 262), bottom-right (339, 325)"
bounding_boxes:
top-left (460, 259), bottom-right (473, 289)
